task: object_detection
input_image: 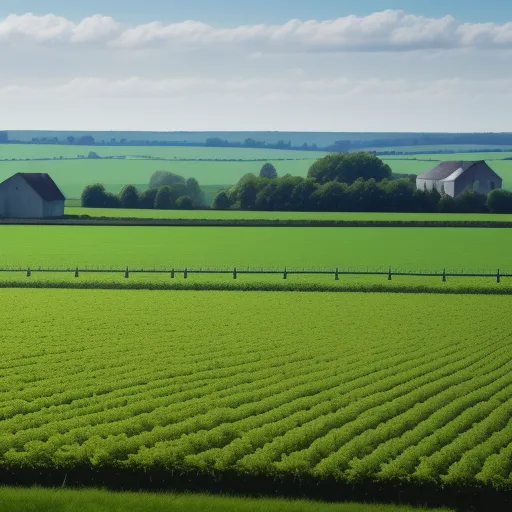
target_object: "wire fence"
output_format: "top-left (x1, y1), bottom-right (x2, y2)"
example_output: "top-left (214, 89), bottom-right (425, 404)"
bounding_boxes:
top-left (0, 267), bottom-right (509, 283)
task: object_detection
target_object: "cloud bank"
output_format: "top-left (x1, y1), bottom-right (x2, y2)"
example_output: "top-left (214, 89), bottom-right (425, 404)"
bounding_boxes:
top-left (1, 10), bottom-right (512, 51)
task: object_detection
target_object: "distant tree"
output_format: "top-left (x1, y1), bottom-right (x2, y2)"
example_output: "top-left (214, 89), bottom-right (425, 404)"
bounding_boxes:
top-left (76, 135), bottom-right (95, 145)
top-left (454, 188), bottom-right (487, 213)
top-left (289, 179), bottom-right (318, 211)
top-left (87, 151), bottom-right (100, 159)
top-left (308, 152), bottom-right (391, 185)
top-left (233, 174), bottom-right (260, 210)
top-left (139, 188), bottom-right (158, 209)
top-left (175, 195), bottom-right (194, 210)
top-left (154, 186), bottom-right (173, 209)
top-left (149, 171), bottom-right (186, 189)
top-left (67, 136), bottom-right (75, 144)
top-left (185, 177), bottom-right (206, 207)
top-left (312, 181), bottom-right (347, 211)
top-left (0, 131), bottom-right (7, 143)
top-left (119, 185), bottom-right (140, 209)
top-left (486, 189), bottom-right (512, 213)
top-left (438, 193), bottom-right (456, 213)
top-left (212, 190), bottom-right (233, 210)
top-left (104, 192), bottom-right (121, 208)
top-left (260, 163), bottom-right (278, 179)
top-left (81, 184), bottom-right (109, 208)
top-left (205, 137), bottom-right (229, 147)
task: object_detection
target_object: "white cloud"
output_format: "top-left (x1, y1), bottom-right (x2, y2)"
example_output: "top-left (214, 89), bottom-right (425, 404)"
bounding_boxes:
top-left (0, 10), bottom-right (512, 52)
top-left (0, 13), bottom-right (120, 45)
top-left (3, 75), bottom-right (512, 101)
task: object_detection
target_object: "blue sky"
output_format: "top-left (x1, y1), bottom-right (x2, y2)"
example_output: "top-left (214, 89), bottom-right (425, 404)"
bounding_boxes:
top-left (0, 2), bottom-right (511, 131)
top-left (2, 0), bottom-right (511, 25)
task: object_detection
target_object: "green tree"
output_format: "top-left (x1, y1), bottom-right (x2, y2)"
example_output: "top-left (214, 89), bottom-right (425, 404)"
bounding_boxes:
top-left (119, 185), bottom-right (140, 209)
top-left (185, 178), bottom-right (205, 207)
top-left (259, 163), bottom-right (278, 179)
top-left (175, 195), bottom-right (194, 209)
top-left (149, 171), bottom-right (185, 189)
top-left (308, 152), bottom-right (391, 185)
top-left (454, 189), bottom-right (487, 213)
top-left (212, 190), bottom-right (233, 210)
top-left (139, 189), bottom-right (158, 209)
top-left (154, 186), bottom-right (173, 209)
top-left (81, 184), bottom-right (108, 208)
top-left (486, 189), bottom-right (512, 213)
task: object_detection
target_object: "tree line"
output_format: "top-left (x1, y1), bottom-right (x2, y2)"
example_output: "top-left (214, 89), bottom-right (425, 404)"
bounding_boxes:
top-left (212, 153), bottom-right (512, 214)
top-left (81, 171), bottom-right (206, 210)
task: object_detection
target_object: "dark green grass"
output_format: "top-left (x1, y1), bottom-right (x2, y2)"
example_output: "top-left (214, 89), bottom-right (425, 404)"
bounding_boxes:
top-left (65, 207), bottom-right (512, 222)
top-left (0, 487), bottom-right (453, 512)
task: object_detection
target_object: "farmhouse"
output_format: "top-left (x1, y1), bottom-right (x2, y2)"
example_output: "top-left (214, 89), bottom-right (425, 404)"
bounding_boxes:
top-left (0, 173), bottom-right (65, 218)
top-left (416, 161), bottom-right (502, 198)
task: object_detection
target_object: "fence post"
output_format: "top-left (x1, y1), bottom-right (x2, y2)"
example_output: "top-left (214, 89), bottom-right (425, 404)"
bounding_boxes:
top-left (75, 267), bottom-right (79, 278)
top-left (283, 267), bottom-right (287, 280)
top-left (171, 268), bottom-right (175, 279)
top-left (184, 268), bottom-right (188, 279)
top-left (233, 267), bottom-right (237, 280)
top-left (125, 267), bottom-right (129, 279)
top-left (335, 267), bottom-right (339, 281)
top-left (27, 268), bottom-right (31, 278)
top-left (497, 269), bottom-right (501, 284)
top-left (388, 267), bottom-right (392, 281)
top-left (442, 269), bottom-right (446, 282)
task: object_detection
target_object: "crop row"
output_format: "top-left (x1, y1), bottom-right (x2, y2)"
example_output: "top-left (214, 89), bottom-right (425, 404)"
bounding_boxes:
top-left (0, 289), bottom-right (511, 492)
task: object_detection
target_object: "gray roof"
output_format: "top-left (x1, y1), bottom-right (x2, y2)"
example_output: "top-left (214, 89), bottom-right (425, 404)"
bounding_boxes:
top-left (417, 161), bottom-right (484, 181)
top-left (18, 173), bottom-right (65, 201)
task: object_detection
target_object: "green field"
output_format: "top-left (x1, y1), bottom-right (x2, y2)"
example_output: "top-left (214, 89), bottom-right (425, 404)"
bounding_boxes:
top-left (0, 226), bottom-right (510, 272)
top-left (0, 487), bottom-right (451, 512)
top-left (0, 289), bottom-right (511, 494)
top-left (1, 144), bottom-right (512, 202)
top-left (0, 143), bottom-right (325, 161)
top-left (0, 159), bottom-right (315, 199)
top-left (66, 207), bottom-right (512, 222)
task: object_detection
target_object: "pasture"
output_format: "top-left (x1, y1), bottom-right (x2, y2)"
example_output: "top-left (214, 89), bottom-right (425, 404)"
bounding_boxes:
top-left (0, 226), bottom-right (510, 272)
top-left (0, 289), bottom-right (511, 496)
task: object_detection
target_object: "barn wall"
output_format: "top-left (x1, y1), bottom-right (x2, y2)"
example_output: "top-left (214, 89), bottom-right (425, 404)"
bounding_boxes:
top-left (454, 163), bottom-right (503, 197)
top-left (42, 200), bottom-right (65, 218)
top-left (0, 175), bottom-right (44, 218)
top-left (416, 178), bottom-right (450, 195)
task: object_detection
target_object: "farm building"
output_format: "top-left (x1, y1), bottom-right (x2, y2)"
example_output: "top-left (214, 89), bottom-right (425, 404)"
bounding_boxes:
top-left (0, 173), bottom-right (65, 218)
top-left (416, 161), bottom-right (502, 198)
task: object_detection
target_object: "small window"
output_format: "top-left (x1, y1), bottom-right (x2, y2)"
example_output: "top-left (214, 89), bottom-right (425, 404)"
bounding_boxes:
top-left (490, 181), bottom-right (495, 190)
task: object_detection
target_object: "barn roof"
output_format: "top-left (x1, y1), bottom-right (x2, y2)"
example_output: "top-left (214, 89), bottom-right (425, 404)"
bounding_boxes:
top-left (417, 161), bottom-right (484, 181)
top-left (17, 173), bottom-right (65, 201)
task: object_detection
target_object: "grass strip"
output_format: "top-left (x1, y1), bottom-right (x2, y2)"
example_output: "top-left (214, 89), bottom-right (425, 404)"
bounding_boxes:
top-left (0, 486), bottom-right (454, 512)
top-left (0, 279), bottom-right (511, 294)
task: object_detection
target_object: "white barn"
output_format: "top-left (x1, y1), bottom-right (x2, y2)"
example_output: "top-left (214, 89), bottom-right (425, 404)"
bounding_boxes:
top-left (0, 173), bottom-right (65, 219)
top-left (416, 161), bottom-right (502, 198)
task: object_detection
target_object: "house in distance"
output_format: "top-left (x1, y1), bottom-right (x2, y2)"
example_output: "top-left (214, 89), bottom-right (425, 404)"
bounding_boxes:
top-left (416, 161), bottom-right (502, 198)
top-left (0, 173), bottom-right (65, 218)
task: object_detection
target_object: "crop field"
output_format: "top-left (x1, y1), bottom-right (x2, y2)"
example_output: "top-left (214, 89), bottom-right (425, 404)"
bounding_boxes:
top-left (0, 226), bottom-right (510, 272)
top-left (66, 207), bottom-right (512, 222)
top-left (0, 289), bottom-right (511, 495)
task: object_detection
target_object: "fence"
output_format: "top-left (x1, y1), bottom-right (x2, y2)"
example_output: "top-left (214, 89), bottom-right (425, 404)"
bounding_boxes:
top-left (0, 267), bottom-right (510, 283)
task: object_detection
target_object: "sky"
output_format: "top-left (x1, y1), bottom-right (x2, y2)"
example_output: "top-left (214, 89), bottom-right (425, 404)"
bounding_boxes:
top-left (1, 1), bottom-right (512, 132)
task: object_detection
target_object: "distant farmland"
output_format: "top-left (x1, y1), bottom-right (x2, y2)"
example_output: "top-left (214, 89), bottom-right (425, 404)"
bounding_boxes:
top-left (1, 144), bottom-right (512, 202)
